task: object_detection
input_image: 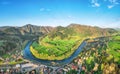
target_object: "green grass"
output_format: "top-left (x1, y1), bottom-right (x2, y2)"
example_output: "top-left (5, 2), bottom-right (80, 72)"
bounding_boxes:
top-left (86, 56), bottom-right (94, 64)
top-left (3, 54), bottom-right (10, 58)
top-left (108, 41), bottom-right (120, 51)
top-left (30, 36), bottom-right (82, 60)
top-left (107, 36), bottom-right (120, 63)
top-left (33, 40), bottom-right (76, 56)
top-left (9, 60), bottom-right (24, 65)
top-left (113, 35), bottom-right (120, 41)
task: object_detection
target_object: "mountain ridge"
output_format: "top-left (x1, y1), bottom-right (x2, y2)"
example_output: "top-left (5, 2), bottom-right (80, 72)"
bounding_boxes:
top-left (29, 24), bottom-right (117, 60)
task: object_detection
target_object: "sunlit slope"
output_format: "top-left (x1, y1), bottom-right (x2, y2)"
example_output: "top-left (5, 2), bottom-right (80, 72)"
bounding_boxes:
top-left (30, 24), bottom-right (116, 60)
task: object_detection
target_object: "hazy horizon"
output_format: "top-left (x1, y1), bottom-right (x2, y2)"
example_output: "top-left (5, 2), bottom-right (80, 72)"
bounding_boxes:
top-left (0, 0), bottom-right (120, 28)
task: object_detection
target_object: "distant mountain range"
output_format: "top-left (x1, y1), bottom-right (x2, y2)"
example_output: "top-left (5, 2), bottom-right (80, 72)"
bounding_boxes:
top-left (0, 24), bottom-right (117, 58)
top-left (0, 24), bottom-right (116, 36)
top-left (47, 24), bottom-right (116, 39)
top-left (0, 24), bottom-right (55, 35)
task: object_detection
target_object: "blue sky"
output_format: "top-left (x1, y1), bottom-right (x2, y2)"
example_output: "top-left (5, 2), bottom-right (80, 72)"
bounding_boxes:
top-left (0, 0), bottom-right (120, 28)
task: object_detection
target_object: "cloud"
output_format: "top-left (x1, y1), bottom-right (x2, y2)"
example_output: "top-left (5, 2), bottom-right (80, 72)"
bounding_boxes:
top-left (109, 0), bottom-right (118, 4)
top-left (40, 8), bottom-right (51, 12)
top-left (107, 0), bottom-right (119, 9)
top-left (92, 3), bottom-right (100, 7)
top-left (108, 5), bottom-right (114, 8)
top-left (90, 0), bottom-right (119, 8)
top-left (91, 0), bottom-right (100, 7)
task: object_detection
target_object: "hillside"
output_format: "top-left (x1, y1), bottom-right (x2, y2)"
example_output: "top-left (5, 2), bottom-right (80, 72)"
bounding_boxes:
top-left (0, 24), bottom-right (54, 35)
top-left (0, 24), bottom-right (54, 58)
top-left (19, 24), bottom-right (54, 35)
top-left (30, 24), bottom-right (117, 60)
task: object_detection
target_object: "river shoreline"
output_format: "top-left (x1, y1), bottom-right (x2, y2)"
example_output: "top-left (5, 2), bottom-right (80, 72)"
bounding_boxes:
top-left (23, 39), bottom-right (87, 67)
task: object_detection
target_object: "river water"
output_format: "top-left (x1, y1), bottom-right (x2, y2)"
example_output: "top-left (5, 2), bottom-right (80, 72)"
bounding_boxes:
top-left (23, 40), bottom-right (86, 67)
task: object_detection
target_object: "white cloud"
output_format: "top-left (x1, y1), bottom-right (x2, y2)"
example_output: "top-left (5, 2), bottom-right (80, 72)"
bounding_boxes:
top-left (90, 0), bottom-right (119, 8)
top-left (92, 3), bottom-right (100, 7)
top-left (111, 0), bottom-right (119, 4)
top-left (91, 0), bottom-right (100, 7)
top-left (108, 5), bottom-right (114, 8)
top-left (94, 3), bottom-right (100, 7)
top-left (107, 0), bottom-right (119, 9)
top-left (109, 0), bottom-right (117, 3)
top-left (91, 0), bottom-right (97, 3)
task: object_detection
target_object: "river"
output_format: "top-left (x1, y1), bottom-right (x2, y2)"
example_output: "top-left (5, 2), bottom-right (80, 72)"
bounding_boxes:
top-left (23, 40), bottom-right (87, 67)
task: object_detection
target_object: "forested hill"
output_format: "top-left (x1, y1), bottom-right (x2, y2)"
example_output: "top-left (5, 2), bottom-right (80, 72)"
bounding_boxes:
top-left (0, 24), bottom-right (55, 35)
top-left (30, 24), bottom-right (117, 60)
top-left (47, 24), bottom-right (117, 40)
top-left (0, 24), bottom-right (55, 58)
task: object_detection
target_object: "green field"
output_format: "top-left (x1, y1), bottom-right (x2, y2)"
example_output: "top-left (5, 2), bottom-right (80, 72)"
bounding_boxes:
top-left (30, 36), bottom-right (83, 60)
top-left (107, 35), bottom-right (120, 63)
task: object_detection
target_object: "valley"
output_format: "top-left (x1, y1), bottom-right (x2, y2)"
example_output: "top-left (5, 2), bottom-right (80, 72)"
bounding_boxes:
top-left (29, 24), bottom-right (116, 60)
top-left (0, 24), bottom-right (120, 74)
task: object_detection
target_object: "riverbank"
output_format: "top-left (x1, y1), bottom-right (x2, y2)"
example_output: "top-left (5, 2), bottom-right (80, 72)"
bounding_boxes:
top-left (23, 39), bottom-right (87, 66)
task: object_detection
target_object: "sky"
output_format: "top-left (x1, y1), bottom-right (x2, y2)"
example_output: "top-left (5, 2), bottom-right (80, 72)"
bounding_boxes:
top-left (0, 0), bottom-right (120, 28)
